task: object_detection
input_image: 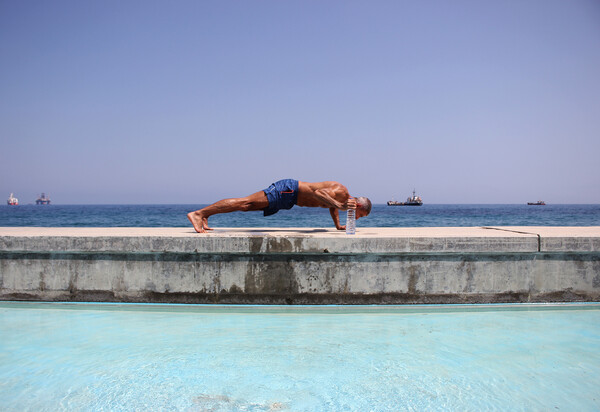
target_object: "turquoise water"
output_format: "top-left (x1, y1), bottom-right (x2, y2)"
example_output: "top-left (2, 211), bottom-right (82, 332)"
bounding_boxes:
top-left (1, 303), bottom-right (599, 411)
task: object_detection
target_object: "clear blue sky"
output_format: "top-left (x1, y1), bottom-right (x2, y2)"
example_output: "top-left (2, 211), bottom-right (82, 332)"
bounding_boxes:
top-left (1, 0), bottom-right (599, 204)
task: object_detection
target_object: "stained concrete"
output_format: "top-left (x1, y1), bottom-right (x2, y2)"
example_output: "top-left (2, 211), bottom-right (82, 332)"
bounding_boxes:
top-left (1, 227), bottom-right (599, 304)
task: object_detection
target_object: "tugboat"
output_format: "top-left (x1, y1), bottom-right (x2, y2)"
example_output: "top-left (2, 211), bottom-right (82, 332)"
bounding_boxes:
top-left (527, 200), bottom-right (546, 205)
top-left (7, 193), bottom-right (19, 206)
top-left (388, 189), bottom-right (423, 206)
top-left (36, 193), bottom-right (51, 205)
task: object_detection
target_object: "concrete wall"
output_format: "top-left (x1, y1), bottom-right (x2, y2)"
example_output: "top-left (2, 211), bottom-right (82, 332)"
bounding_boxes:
top-left (1, 227), bottom-right (599, 304)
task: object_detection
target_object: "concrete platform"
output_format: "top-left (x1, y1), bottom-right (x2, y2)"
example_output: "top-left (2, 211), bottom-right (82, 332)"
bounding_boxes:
top-left (1, 227), bottom-right (599, 304)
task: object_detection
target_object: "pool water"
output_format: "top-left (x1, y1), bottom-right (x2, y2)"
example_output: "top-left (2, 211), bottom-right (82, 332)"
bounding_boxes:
top-left (1, 303), bottom-right (599, 411)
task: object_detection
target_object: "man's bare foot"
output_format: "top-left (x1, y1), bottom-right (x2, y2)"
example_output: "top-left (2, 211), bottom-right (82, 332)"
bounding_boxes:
top-left (187, 212), bottom-right (204, 233)
top-left (187, 212), bottom-right (212, 233)
top-left (201, 217), bottom-right (213, 231)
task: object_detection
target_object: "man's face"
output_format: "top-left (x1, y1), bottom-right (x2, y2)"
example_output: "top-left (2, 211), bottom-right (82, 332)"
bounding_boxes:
top-left (356, 207), bottom-right (369, 219)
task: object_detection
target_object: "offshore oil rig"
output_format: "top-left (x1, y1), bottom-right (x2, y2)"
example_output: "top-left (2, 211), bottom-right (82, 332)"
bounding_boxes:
top-left (36, 193), bottom-right (51, 205)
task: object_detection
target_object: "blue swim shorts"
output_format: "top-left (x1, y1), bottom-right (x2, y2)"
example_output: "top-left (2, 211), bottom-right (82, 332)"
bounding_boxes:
top-left (263, 179), bottom-right (299, 216)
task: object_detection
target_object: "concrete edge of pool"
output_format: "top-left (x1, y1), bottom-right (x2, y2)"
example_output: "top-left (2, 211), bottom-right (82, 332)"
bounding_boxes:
top-left (1, 226), bottom-right (599, 304)
top-left (2, 300), bottom-right (600, 312)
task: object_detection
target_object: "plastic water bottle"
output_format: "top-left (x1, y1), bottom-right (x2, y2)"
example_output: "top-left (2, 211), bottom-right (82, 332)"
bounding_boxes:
top-left (346, 208), bottom-right (356, 235)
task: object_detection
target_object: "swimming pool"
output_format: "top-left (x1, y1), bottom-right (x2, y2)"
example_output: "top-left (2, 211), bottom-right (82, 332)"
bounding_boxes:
top-left (1, 302), bottom-right (599, 411)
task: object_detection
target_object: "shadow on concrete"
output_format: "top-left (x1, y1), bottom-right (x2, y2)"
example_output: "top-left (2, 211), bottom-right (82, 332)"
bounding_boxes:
top-left (183, 228), bottom-right (335, 235)
top-left (212, 228), bottom-right (332, 234)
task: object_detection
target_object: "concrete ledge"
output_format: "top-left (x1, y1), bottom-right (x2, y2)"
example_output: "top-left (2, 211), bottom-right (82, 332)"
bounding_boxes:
top-left (1, 227), bottom-right (599, 304)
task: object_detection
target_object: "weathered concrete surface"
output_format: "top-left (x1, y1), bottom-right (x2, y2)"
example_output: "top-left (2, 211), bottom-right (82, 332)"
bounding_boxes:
top-left (1, 227), bottom-right (599, 304)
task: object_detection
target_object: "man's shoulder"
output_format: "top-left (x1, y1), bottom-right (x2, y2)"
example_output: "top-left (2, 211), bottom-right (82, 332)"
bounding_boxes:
top-left (323, 181), bottom-right (348, 192)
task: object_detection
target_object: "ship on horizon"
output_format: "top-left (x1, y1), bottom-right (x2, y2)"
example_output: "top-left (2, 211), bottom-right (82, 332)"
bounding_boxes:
top-left (527, 200), bottom-right (546, 205)
top-left (36, 193), bottom-right (51, 205)
top-left (388, 189), bottom-right (423, 206)
top-left (7, 193), bottom-right (18, 206)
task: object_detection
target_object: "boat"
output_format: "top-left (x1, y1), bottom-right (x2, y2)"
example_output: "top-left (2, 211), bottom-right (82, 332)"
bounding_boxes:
top-left (7, 193), bottom-right (19, 206)
top-left (36, 193), bottom-right (51, 205)
top-left (388, 189), bottom-right (423, 206)
top-left (527, 200), bottom-right (546, 205)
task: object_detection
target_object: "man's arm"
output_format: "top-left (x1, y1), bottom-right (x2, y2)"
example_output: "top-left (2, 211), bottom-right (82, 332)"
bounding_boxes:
top-left (313, 189), bottom-right (355, 210)
top-left (329, 208), bottom-right (345, 230)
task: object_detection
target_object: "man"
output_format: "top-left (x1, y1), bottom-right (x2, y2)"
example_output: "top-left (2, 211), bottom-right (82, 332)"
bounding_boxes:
top-left (187, 179), bottom-right (371, 233)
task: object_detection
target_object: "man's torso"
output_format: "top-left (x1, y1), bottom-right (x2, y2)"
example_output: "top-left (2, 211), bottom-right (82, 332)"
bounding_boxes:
top-left (297, 181), bottom-right (349, 208)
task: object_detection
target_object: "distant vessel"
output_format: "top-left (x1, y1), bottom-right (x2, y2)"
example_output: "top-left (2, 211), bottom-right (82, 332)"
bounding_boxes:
top-left (7, 193), bottom-right (19, 206)
top-left (388, 189), bottom-right (423, 206)
top-left (36, 193), bottom-right (51, 205)
top-left (527, 200), bottom-right (546, 206)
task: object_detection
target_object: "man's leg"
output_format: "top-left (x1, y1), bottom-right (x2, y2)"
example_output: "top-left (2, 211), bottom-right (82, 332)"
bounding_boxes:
top-left (187, 191), bottom-right (269, 233)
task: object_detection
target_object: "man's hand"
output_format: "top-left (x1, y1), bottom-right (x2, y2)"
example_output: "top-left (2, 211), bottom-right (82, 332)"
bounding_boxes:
top-left (330, 207), bottom-right (346, 230)
top-left (344, 197), bottom-right (357, 210)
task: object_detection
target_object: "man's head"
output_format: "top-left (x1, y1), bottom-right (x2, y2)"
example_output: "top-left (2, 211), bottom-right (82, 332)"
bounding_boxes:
top-left (355, 197), bottom-right (372, 219)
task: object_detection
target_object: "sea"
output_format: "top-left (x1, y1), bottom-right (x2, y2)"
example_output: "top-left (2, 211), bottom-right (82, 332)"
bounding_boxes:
top-left (1, 204), bottom-right (599, 227)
